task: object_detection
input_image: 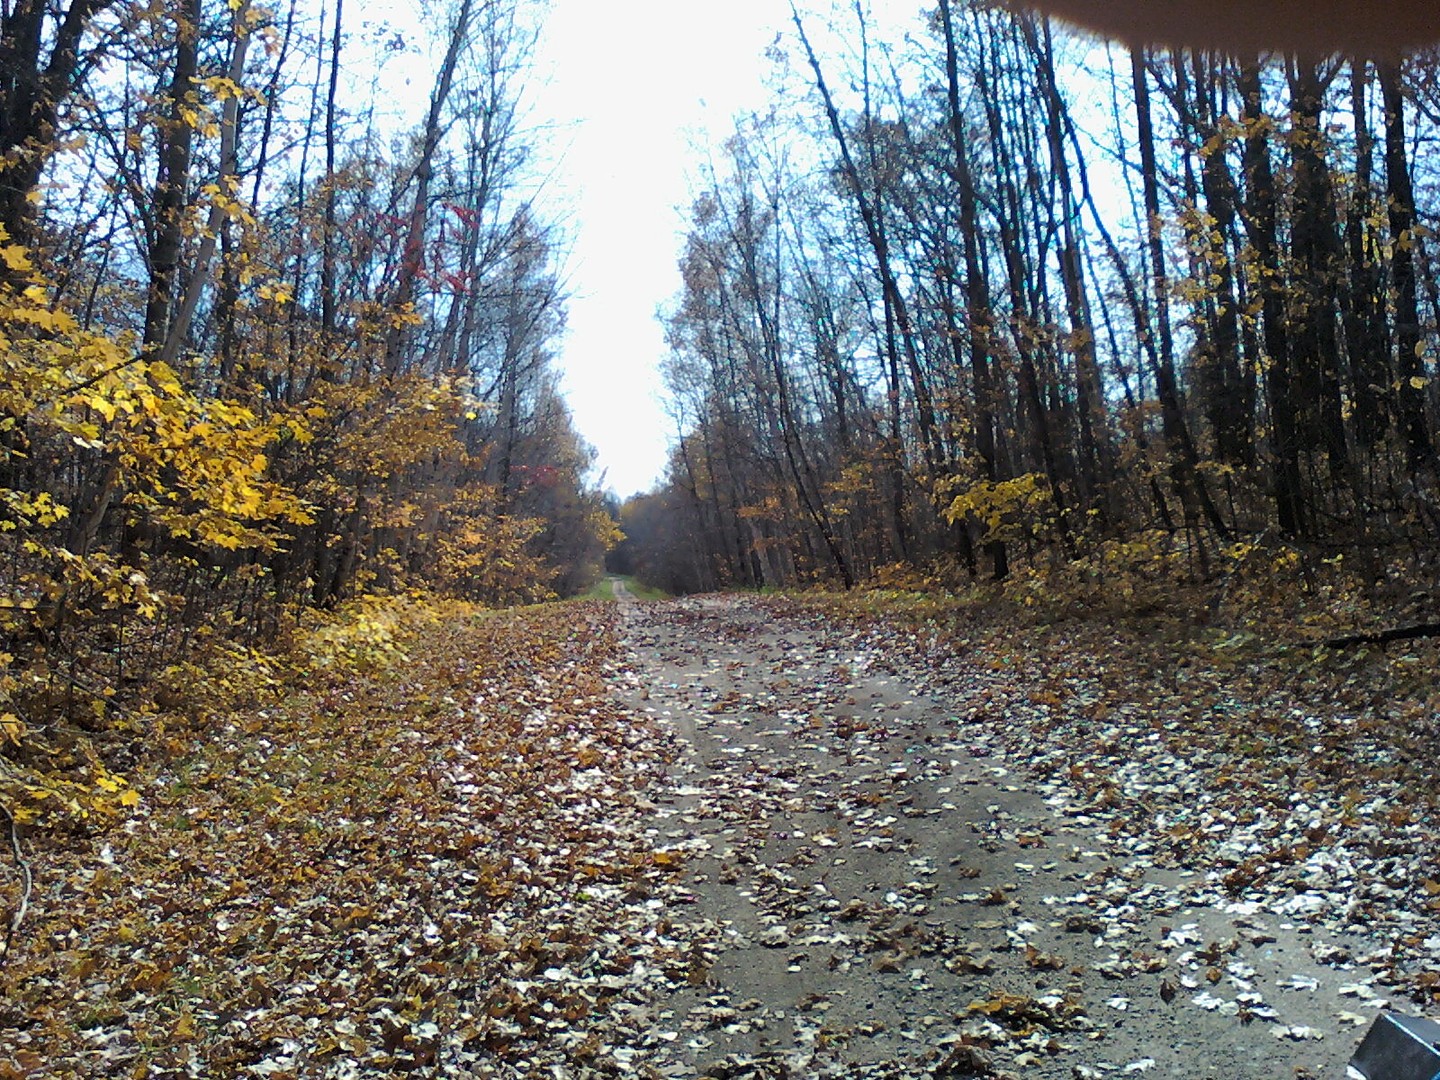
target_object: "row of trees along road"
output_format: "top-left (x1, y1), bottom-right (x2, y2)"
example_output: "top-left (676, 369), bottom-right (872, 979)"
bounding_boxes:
top-left (619, 2), bottom-right (1440, 597)
top-left (0, 0), bottom-right (619, 789)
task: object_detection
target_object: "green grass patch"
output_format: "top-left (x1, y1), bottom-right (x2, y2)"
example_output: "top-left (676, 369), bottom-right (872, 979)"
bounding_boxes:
top-left (580, 576), bottom-right (668, 601)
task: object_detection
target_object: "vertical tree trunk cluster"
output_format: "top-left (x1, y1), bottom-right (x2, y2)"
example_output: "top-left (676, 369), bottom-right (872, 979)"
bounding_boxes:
top-left (623, 2), bottom-right (1439, 594)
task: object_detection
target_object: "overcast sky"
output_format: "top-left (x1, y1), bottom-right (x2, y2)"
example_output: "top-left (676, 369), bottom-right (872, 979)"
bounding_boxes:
top-left (526, 1), bottom-right (795, 498)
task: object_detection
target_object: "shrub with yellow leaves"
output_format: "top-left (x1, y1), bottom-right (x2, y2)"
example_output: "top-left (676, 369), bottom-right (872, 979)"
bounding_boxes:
top-left (0, 232), bottom-right (313, 830)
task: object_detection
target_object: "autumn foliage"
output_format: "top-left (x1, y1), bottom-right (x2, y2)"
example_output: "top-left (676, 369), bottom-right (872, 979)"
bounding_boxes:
top-left (624, 6), bottom-right (1439, 612)
top-left (1, 599), bottom-right (693, 1076)
top-left (0, 0), bottom-right (617, 833)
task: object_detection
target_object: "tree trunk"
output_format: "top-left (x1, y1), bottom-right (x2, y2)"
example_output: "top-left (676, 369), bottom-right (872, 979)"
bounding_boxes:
top-left (1239, 62), bottom-right (1304, 536)
top-left (939, 0), bottom-right (1008, 578)
top-left (1343, 61), bottom-right (1389, 449)
top-left (1379, 59), bottom-right (1434, 471)
top-left (1027, 17), bottom-right (1108, 517)
top-left (384, 0), bottom-right (472, 375)
top-left (321, 0), bottom-right (344, 335)
top-left (158, 3), bottom-right (252, 367)
top-left (142, 0), bottom-right (202, 355)
top-left (0, 0), bottom-right (115, 249)
top-left (976, 34), bottom-right (1072, 551)
top-left (1188, 53), bottom-right (1249, 464)
top-left (1286, 63), bottom-right (1349, 484)
top-left (1132, 49), bottom-right (1228, 551)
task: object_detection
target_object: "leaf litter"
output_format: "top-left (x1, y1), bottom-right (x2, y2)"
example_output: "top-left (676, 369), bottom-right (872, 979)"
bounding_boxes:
top-left (3, 587), bottom-right (1437, 1078)
top-left (609, 591), bottom-right (1440, 1079)
top-left (1, 601), bottom-right (712, 1078)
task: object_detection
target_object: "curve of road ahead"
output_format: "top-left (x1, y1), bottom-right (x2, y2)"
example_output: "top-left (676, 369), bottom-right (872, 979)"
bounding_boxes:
top-left (603, 592), bottom-right (1382, 1080)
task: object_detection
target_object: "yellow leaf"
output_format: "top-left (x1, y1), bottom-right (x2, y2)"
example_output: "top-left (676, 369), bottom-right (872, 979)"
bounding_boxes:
top-left (0, 244), bottom-right (31, 272)
top-left (119, 788), bottom-right (140, 808)
top-left (85, 395), bottom-right (119, 422)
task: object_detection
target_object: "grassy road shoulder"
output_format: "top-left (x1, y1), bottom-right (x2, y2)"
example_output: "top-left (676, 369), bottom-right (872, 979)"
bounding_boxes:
top-left (581, 575), bottom-right (668, 602)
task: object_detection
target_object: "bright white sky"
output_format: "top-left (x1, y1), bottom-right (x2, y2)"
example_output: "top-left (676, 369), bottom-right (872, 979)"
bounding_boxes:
top-left (528, 0), bottom-right (797, 498)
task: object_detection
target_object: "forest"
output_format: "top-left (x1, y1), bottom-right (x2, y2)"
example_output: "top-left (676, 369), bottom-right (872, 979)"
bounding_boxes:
top-left (0, 0), bottom-right (622, 827)
top-left (0, 0), bottom-right (1435, 858)
top-left (617, 3), bottom-right (1440, 603)
top-left (0, 0), bottom-right (1436, 856)
top-left (3, 0), bottom-right (1440, 1075)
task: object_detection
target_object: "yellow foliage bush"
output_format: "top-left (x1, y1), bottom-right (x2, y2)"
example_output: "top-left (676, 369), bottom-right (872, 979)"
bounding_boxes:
top-left (942, 473), bottom-right (1056, 544)
top-left (298, 593), bottom-right (440, 672)
top-left (0, 236), bottom-right (315, 829)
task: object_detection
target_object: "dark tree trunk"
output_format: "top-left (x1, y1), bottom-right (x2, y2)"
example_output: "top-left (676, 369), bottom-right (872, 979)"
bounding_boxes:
top-left (142, 0), bottom-right (202, 354)
top-left (1189, 53), bottom-right (1249, 464)
top-left (1028, 17), bottom-right (1107, 516)
top-left (321, 0), bottom-right (343, 335)
top-left (1132, 50), bottom-right (1228, 548)
top-left (1239, 62), bottom-right (1304, 536)
top-left (940, 0), bottom-right (1008, 578)
top-left (0, 0), bottom-right (114, 250)
top-left (1379, 60), bottom-right (1434, 471)
top-left (1286, 64), bottom-right (1350, 482)
top-left (1343, 61), bottom-right (1390, 449)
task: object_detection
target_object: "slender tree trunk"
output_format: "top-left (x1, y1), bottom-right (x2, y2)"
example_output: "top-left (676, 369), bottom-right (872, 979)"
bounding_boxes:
top-left (1132, 50), bottom-right (1228, 552)
top-left (1188, 53), bottom-right (1249, 463)
top-left (1028, 17), bottom-right (1107, 516)
top-left (321, 0), bottom-right (343, 335)
top-left (976, 37), bottom-right (1072, 551)
top-left (1239, 62), bottom-right (1304, 535)
top-left (1343, 61), bottom-right (1389, 449)
top-left (384, 0), bottom-right (471, 375)
top-left (143, 0), bottom-right (202, 355)
top-left (1286, 63), bottom-right (1350, 484)
top-left (939, 0), bottom-right (1008, 578)
top-left (1379, 60), bottom-right (1434, 471)
top-left (158, 3), bottom-right (252, 367)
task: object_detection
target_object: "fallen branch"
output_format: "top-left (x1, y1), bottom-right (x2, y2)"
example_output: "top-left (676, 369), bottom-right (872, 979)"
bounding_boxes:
top-left (0, 804), bottom-right (32, 967)
top-left (1324, 622), bottom-right (1440, 648)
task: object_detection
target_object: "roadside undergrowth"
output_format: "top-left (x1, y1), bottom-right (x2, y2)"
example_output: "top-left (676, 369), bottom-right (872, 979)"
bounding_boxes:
top-left (1, 595), bottom-right (693, 1078)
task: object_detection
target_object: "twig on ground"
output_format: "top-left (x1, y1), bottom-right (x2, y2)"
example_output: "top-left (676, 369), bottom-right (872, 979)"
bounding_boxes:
top-left (1324, 621), bottom-right (1440, 648)
top-left (0, 803), bottom-right (32, 967)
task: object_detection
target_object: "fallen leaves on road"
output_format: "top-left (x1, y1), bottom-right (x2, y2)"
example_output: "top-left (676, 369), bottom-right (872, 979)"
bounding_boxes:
top-left (618, 591), bottom-right (1439, 1078)
top-left (5, 584), bottom-right (1435, 1079)
top-left (801, 588), bottom-right (1440, 1008)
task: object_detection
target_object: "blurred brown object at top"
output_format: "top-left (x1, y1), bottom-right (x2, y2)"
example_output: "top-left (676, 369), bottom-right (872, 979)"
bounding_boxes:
top-left (1020, 0), bottom-right (1437, 55)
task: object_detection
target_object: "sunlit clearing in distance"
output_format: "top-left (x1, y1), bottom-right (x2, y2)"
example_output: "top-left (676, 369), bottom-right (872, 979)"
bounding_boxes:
top-left (531, 0), bottom-right (798, 498)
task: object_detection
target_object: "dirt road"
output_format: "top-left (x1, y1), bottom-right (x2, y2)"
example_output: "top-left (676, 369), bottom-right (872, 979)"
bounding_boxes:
top-left (609, 592), bottom-right (1399, 1079)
